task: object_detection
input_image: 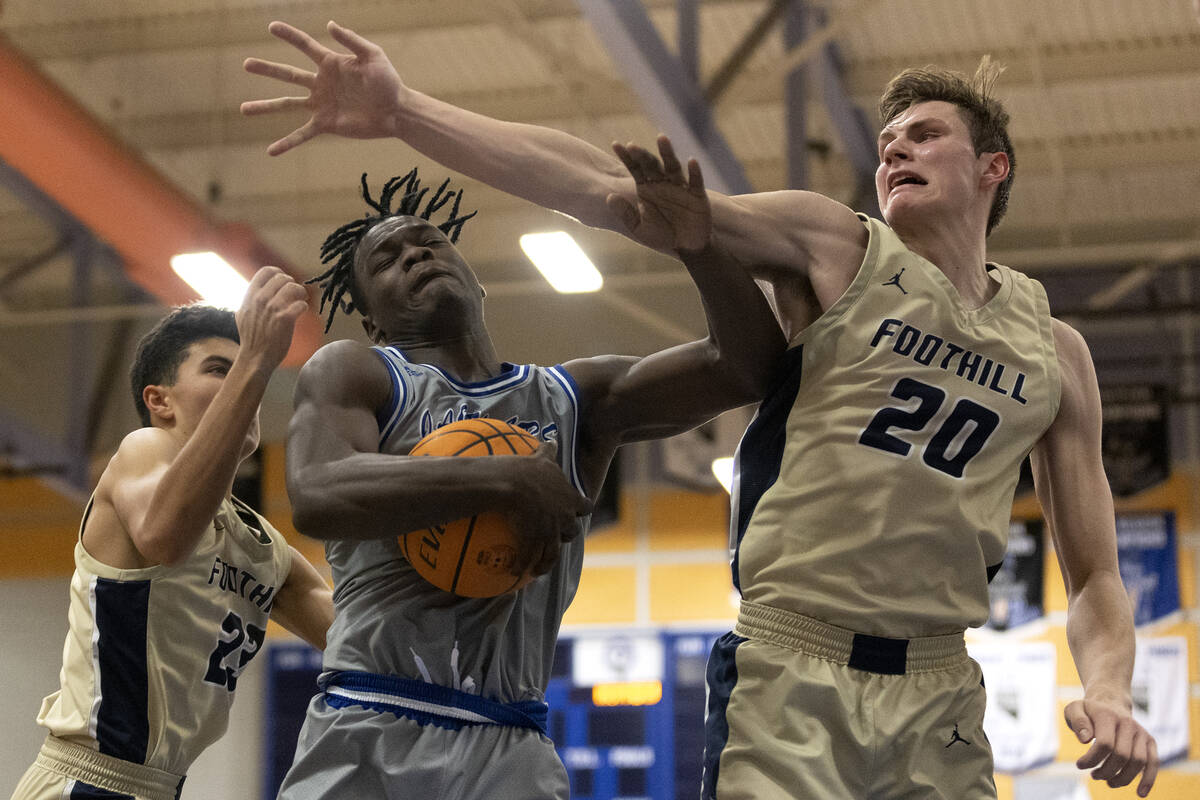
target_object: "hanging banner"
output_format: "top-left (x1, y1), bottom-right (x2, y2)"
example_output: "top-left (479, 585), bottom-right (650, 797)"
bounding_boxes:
top-left (987, 520), bottom-right (1045, 631)
top-left (1131, 636), bottom-right (1189, 763)
top-left (1115, 512), bottom-right (1181, 626)
top-left (970, 641), bottom-right (1058, 773)
top-left (1100, 385), bottom-right (1169, 497)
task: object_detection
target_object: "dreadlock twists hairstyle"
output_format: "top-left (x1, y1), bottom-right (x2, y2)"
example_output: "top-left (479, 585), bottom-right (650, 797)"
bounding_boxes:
top-left (878, 57), bottom-right (1015, 236)
top-left (310, 168), bottom-right (478, 332)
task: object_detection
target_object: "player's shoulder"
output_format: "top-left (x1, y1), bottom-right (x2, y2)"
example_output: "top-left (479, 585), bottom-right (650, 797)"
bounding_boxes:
top-left (93, 426), bottom-right (176, 499)
top-left (304, 337), bottom-right (380, 370)
top-left (108, 426), bottom-right (176, 475)
top-left (557, 354), bottom-right (639, 399)
top-left (1048, 316), bottom-right (1090, 362)
top-left (296, 338), bottom-right (393, 403)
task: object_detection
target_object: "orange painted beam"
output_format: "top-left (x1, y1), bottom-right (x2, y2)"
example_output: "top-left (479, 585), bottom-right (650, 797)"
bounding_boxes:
top-left (0, 35), bottom-right (321, 366)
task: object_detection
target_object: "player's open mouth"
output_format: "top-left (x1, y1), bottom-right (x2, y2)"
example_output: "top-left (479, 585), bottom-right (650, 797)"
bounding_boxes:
top-left (888, 173), bottom-right (927, 194)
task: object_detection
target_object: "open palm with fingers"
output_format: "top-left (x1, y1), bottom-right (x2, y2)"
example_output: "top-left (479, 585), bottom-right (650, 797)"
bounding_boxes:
top-left (609, 135), bottom-right (712, 253)
top-left (241, 21), bottom-right (406, 156)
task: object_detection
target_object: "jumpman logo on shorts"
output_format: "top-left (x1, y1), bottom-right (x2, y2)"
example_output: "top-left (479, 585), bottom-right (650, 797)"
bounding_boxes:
top-left (882, 268), bottom-right (909, 294)
top-left (945, 722), bottom-right (972, 748)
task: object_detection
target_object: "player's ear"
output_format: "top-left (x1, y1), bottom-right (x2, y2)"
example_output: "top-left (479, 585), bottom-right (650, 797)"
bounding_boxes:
top-left (480, 284), bottom-right (487, 299)
top-left (143, 384), bottom-right (173, 423)
top-left (980, 151), bottom-right (1009, 189)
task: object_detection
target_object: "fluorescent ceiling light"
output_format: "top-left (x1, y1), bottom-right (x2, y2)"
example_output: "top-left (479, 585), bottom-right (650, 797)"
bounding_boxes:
top-left (170, 252), bottom-right (249, 310)
top-left (519, 232), bottom-right (603, 293)
top-left (712, 457), bottom-right (734, 494)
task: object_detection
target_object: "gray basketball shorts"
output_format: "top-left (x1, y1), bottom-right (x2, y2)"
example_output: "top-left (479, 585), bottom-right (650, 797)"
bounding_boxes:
top-left (278, 690), bottom-right (569, 800)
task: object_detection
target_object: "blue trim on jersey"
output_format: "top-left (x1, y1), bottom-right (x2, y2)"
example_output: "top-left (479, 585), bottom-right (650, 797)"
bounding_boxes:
top-left (370, 347), bottom-right (409, 446)
top-left (93, 578), bottom-right (151, 764)
top-left (545, 366), bottom-right (584, 494)
top-left (383, 346), bottom-right (533, 397)
top-left (320, 670), bottom-right (548, 735)
top-left (730, 345), bottom-right (806, 592)
top-left (702, 632), bottom-right (747, 800)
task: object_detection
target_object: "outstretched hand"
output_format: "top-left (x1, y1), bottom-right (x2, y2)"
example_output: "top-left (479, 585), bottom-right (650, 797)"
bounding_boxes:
top-left (241, 20), bottom-right (405, 156)
top-left (1064, 697), bottom-right (1158, 796)
top-left (608, 135), bottom-right (712, 253)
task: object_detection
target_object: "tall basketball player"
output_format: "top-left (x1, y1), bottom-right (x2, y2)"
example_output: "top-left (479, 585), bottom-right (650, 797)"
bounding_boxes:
top-left (10, 268), bottom-right (333, 800)
top-left (244, 21), bottom-right (1158, 797)
top-left (273, 152), bottom-right (780, 799)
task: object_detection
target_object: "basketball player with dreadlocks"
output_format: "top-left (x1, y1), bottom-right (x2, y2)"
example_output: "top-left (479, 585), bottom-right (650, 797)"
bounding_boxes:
top-left (244, 20), bottom-right (1158, 798)
top-left (11, 268), bottom-right (333, 800)
top-left (274, 151), bottom-right (781, 798)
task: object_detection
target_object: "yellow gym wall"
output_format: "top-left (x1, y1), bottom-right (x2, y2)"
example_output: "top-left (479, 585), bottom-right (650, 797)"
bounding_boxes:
top-left (4, 443), bottom-right (1198, 798)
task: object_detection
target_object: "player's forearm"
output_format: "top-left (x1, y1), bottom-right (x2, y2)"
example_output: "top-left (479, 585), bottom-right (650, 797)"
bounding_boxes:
top-left (273, 586), bottom-right (333, 650)
top-left (681, 242), bottom-right (786, 399)
top-left (1066, 568), bottom-right (1137, 707)
top-left (288, 451), bottom-right (526, 541)
top-left (138, 360), bottom-right (271, 564)
top-left (395, 87), bottom-right (628, 230)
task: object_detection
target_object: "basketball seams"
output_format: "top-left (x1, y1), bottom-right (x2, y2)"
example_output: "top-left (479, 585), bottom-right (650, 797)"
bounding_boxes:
top-left (449, 515), bottom-right (477, 594)
top-left (409, 420), bottom-right (537, 458)
top-left (451, 430), bottom-right (492, 456)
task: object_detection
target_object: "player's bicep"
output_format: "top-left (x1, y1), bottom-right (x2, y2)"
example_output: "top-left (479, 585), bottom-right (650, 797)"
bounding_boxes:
top-left (1031, 323), bottom-right (1117, 592)
top-left (568, 348), bottom-right (733, 444)
top-left (713, 190), bottom-right (865, 282)
top-left (288, 343), bottom-right (392, 466)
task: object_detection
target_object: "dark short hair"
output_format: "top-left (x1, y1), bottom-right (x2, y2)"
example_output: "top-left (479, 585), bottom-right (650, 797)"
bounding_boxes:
top-left (129, 305), bottom-right (238, 427)
top-left (878, 59), bottom-right (1015, 235)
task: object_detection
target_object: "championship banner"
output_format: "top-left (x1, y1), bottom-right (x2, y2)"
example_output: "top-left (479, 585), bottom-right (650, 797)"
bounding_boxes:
top-left (969, 641), bottom-right (1058, 773)
top-left (1131, 636), bottom-right (1189, 763)
top-left (1115, 512), bottom-right (1181, 626)
top-left (986, 520), bottom-right (1045, 631)
top-left (1100, 384), bottom-right (1169, 497)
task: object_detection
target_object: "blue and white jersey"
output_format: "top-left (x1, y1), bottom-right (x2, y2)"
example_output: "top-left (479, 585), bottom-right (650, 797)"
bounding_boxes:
top-left (320, 346), bottom-right (588, 703)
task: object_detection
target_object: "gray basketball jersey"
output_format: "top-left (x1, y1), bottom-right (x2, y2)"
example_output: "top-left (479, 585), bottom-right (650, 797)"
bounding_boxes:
top-left (321, 346), bottom-right (588, 703)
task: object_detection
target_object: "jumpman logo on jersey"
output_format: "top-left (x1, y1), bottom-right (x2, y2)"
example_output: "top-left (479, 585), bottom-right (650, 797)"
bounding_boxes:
top-left (882, 268), bottom-right (909, 294)
top-left (944, 723), bottom-right (972, 748)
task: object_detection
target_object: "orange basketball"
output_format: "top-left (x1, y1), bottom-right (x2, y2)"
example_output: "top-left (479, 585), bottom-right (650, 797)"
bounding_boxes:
top-left (400, 418), bottom-right (540, 597)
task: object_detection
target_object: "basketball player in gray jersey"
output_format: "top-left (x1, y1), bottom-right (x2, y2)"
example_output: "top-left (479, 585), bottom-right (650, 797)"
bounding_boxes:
top-left (245, 20), bottom-right (1158, 797)
top-left (275, 155), bottom-right (781, 798)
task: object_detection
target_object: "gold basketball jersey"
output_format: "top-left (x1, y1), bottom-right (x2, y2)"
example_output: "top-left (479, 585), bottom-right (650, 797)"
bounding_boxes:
top-left (35, 496), bottom-right (292, 776)
top-left (732, 216), bottom-right (1060, 637)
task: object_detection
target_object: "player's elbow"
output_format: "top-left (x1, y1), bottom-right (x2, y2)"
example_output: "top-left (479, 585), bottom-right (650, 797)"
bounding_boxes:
top-left (290, 472), bottom-right (359, 542)
top-left (288, 490), bottom-right (341, 541)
